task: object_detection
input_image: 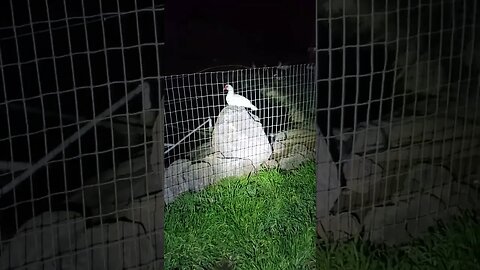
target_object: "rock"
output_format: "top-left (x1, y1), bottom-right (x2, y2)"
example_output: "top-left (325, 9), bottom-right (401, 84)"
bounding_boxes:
top-left (402, 55), bottom-right (444, 96)
top-left (404, 96), bottom-right (448, 116)
top-left (291, 143), bottom-right (308, 153)
top-left (364, 193), bottom-right (447, 245)
top-left (351, 123), bottom-right (386, 154)
top-left (121, 193), bottom-right (163, 234)
top-left (279, 144), bottom-right (313, 166)
top-left (278, 153), bottom-right (309, 170)
top-left (150, 109), bottom-right (164, 178)
top-left (164, 159), bottom-right (191, 203)
top-left (403, 194), bottom-right (446, 239)
top-left (342, 155), bottom-right (383, 194)
top-left (464, 38), bottom-right (480, 69)
top-left (404, 193), bottom-right (446, 219)
top-left (272, 129), bottom-right (316, 159)
top-left (261, 159), bottom-right (279, 169)
top-left (292, 144), bottom-right (315, 160)
top-left (74, 221), bottom-right (154, 269)
top-left (316, 133), bottom-right (341, 218)
top-left (119, 193), bottom-right (163, 265)
top-left (69, 152), bottom-right (158, 217)
top-left (275, 130), bottom-right (287, 141)
top-left (272, 141), bottom-right (287, 159)
top-left (403, 163), bottom-right (452, 195)
top-left (317, 212), bottom-right (361, 241)
top-left (165, 159), bottom-right (191, 189)
top-left (426, 181), bottom-right (480, 212)
top-left (67, 149), bottom-right (162, 218)
top-left (212, 106), bottom-right (271, 169)
top-left (375, 138), bottom-right (480, 175)
top-left (334, 181), bottom-right (399, 216)
top-left (0, 211), bottom-right (85, 270)
top-left (184, 162), bottom-right (214, 192)
top-left (188, 142), bottom-right (214, 161)
top-left (363, 205), bottom-right (411, 246)
top-left (204, 152), bottom-right (255, 181)
top-left (164, 185), bottom-right (182, 204)
top-left (450, 156), bottom-right (480, 184)
top-left (332, 127), bottom-right (354, 142)
top-left (288, 106), bottom-right (306, 124)
top-left (386, 116), bottom-right (480, 148)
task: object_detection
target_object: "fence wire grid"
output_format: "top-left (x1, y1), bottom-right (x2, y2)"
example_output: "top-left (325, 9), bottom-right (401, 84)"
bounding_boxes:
top-left (315, 0), bottom-right (480, 245)
top-left (0, 0), bottom-right (165, 269)
top-left (162, 64), bottom-right (316, 204)
top-left (1, 0), bottom-right (480, 268)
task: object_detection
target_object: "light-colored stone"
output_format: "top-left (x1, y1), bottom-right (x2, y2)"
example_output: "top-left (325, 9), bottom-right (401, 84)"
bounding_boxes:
top-left (205, 152), bottom-right (256, 180)
top-left (261, 159), bottom-right (279, 170)
top-left (402, 163), bottom-right (453, 196)
top-left (316, 133), bottom-right (341, 218)
top-left (291, 143), bottom-right (308, 154)
top-left (351, 123), bottom-right (386, 154)
top-left (404, 193), bottom-right (446, 219)
top-left (374, 138), bottom-right (480, 175)
top-left (164, 159), bottom-right (191, 203)
top-left (272, 141), bottom-right (287, 158)
top-left (165, 159), bottom-right (191, 190)
top-left (164, 185), bottom-right (183, 204)
top-left (188, 142), bottom-right (214, 161)
top-left (150, 112), bottom-right (164, 176)
top-left (332, 127), bottom-right (354, 142)
top-left (426, 181), bottom-right (480, 212)
top-left (401, 55), bottom-right (444, 96)
top-left (274, 130), bottom-right (287, 141)
top-left (317, 212), bottom-right (361, 241)
top-left (363, 204), bottom-right (411, 246)
top-left (278, 153), bottom-right (309, 170)
top-left (272, 129), bottom-right (316, 159)
top-left (74, 221), bottom-right (154, 269)
top-left (69, 153), bottom-right (158, 217)
top-left (386, 116), bottom-right (480, 148)
top-left (288, 107), bottom-right (306, 124)
top-left (120, 193), bottom-right (163, 235)
top-left (212, 106), bottom-right (272, 168)
top-left (364, 193), bottom-right (447, 245)
top-left (450, 156), bottom-right (480, 183)
top-left (403, 194), bottom-right (447, 239)
top-left (184, 162), bottom-right (214, 192)
top-left (342, 155), bottom-right (383, 194)
top-left (119, 193), bottom-right (163, 265)
top-left (0, 211), bottom-right (85, 270)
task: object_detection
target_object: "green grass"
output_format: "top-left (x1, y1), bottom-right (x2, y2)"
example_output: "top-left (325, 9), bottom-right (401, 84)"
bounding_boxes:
top-left (164, 162), bottom-right (317, 270)
top-left (165, 161), bottom-right (480, 270)
top-left (316, 212), bottom-right (480, 270)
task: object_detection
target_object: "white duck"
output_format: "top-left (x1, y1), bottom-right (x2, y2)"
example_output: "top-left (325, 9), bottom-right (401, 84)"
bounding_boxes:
top-left (224, 84), bottom-right (259, 111)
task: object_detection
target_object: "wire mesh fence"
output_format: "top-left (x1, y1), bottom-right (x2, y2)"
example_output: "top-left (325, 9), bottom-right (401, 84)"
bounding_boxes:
top-left (162, 64), bottom-right (316, 204)
top-left (0, 0), bottom-right (164, 269)
top-left (315, 0), bottom-right (480, 246)
top-left (2, 0), bottom-right (480, 267)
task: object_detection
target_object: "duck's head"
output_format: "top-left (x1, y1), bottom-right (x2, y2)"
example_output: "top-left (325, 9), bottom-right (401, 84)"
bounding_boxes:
top-left (223, 84), bottom-right (234, 92)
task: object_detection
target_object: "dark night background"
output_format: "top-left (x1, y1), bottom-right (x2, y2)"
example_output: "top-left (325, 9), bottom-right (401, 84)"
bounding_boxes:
top-left (163, 0), bottom-right (315, 74)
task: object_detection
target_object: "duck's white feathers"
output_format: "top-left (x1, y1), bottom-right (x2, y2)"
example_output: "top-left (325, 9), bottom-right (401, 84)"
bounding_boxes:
top-left (224, 84), bottom-right (259, 111)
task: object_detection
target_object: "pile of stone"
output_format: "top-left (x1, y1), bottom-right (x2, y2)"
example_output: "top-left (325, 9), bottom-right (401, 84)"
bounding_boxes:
top-left (163, 106), bottom-right (317, 204)
top-left (317, 115), bottom-right (480, 245)
top-left (0, 210), bottom-right (157, 269)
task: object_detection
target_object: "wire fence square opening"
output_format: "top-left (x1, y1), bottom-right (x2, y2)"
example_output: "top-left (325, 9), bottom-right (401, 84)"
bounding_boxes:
top-left (315, 0), bottom-right (480, 247)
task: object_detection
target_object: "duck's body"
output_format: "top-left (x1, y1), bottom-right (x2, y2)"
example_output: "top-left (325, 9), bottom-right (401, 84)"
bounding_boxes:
top-left (224, 84), bottom-right (258, 111)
